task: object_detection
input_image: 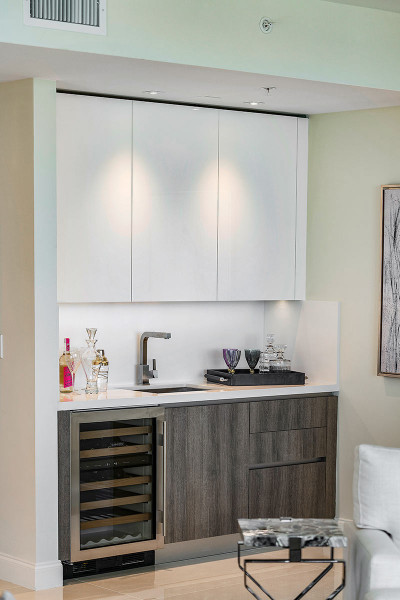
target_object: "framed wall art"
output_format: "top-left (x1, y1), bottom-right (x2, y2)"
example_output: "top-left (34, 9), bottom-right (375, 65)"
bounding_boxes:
top-left (379, 184), bottom-right (400, 376)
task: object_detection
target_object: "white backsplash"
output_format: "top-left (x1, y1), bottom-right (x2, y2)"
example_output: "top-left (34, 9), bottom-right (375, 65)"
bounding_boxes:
top-left (59, 301), bottom-right (265, 387)
top-left (59, 300), bottom-right (340, 389)
top-left (264, 300), bottom-right (339, 385)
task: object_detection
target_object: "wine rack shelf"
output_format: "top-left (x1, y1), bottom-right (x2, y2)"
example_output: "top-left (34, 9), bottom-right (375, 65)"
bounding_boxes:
top-left (81, 492), bottom-right (152, 511)
top-left (80, 444), bottom-right (152, 459)
top-left (80, 475), bottom-right (151, 492)
top-left (80, 426), bottom-right (152, 440)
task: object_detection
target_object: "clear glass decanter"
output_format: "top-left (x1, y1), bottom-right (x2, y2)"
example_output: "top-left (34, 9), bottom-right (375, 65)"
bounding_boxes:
top-left (81, 328), bottom-right (101, 394)
top-left (270, 344), bottom-right (291, 372)
top-left (259, 334), bottom-right (277, 373)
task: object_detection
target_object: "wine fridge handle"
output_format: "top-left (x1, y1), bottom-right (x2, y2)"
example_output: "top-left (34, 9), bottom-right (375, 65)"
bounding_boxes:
top-left (163, 419), bottom-right (167, 538)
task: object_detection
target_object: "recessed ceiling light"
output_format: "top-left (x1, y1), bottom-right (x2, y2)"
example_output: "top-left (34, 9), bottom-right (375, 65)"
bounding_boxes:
top-left (143, 90), bottom-right (164, 95)
top-left (244, 101), bottom-right (265, 106)
top-left (192, 107), bottom-right (200, 111)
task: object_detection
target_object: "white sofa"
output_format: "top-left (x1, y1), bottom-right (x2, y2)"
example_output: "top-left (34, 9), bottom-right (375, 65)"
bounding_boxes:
top-left (351, 444), bottom-right (400, 600)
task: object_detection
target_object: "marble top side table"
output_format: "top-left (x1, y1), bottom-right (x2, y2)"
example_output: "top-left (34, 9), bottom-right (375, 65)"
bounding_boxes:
top-left (237, 518), bottom-right (347, 600)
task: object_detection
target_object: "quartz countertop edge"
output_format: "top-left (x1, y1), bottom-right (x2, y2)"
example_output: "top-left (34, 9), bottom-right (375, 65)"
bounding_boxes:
top-left (58, 382), bottom-right (339, 411)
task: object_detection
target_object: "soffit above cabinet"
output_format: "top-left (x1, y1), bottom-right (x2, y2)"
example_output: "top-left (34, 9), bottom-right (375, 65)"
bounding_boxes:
top-left (2, 42), bottom-right (400, 115)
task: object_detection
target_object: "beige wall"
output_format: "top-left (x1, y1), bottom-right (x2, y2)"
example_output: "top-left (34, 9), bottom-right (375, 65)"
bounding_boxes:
top-left (308, 106), bottom-right (400, 519)
top-left (0, 79), bottom-right (60, 589)
top-left (0, 79), bottom-right (36, 561)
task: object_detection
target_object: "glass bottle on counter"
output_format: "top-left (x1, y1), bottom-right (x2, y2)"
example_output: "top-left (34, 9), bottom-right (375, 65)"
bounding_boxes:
top-left (259, 333), bottom-right (277, 373)
top-left (94, 349), bottom-right (109, 392)
top-left (81, 328), bottom-right (101, 394)
top-left (270, 344), bottom-right (291, 371)
top-left (59, 337), bottom-right (74, 393)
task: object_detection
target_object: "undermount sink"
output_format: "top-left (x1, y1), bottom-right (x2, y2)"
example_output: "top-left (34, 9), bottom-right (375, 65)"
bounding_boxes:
top-left (141, 386), bottom-right (208, 394)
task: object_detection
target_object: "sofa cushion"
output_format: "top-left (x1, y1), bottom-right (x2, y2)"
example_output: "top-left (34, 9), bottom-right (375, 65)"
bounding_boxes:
top-left (365, 591), bottom-right (400, 600)
top-left (354, 444), bottom-right (400, 550)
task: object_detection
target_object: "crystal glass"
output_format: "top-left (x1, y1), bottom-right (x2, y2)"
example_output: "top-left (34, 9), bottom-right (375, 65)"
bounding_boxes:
top-left (259, 334), bottom-right (277, 373)
top-left (245, 349), bottom-right (260, 374)
top-left (223, 349), bottom-right (241, 374)
top-left (94, 349), bottom-right (109, 393)
top-left (270, 344), bottom-right (291, 372)
top-left (64, 348), bottom-right (82, 392)
top-left (81, 328), bottom-right (101, 394)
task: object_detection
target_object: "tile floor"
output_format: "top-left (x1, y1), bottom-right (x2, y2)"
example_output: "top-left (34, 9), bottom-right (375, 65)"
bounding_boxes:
top-left (0, 548), bottom-right (344, 599)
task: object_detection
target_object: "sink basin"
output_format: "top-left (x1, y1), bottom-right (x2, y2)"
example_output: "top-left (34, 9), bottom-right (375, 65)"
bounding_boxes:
top-left (141, 386), bottom-right (207, 394)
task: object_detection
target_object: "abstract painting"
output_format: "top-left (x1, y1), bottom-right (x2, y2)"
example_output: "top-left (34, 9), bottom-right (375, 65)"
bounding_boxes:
top-left (379, 185), bottom-right (400, 375)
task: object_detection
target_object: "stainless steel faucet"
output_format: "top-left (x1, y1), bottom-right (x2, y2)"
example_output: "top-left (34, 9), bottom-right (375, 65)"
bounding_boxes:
top-left (137, 331), bottom-right (171, 385)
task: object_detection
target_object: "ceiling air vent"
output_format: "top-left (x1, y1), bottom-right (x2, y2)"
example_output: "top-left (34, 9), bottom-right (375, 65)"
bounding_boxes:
top-left (24, 0), bottom-right (106, 35)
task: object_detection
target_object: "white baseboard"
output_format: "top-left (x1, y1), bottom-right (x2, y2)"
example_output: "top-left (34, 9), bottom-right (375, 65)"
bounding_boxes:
top-left (0, 553), bottom-right (63, 590)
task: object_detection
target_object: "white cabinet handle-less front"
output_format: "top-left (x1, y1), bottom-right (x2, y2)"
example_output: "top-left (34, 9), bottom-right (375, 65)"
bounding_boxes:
top-left (56, 94), bottom-right (307, 303)
top-left (218, 110), bottom-right (300, 301)
top-left (57, 94), bottom-right (133, 303)
top-left (131, 101), bottom-right (219, 302)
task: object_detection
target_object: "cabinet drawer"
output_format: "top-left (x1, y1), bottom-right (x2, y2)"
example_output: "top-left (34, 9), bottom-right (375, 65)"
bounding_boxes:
top-left (250, 397), bottom-right (327, 433)
top-left (249, 462), bottom-right (326, 519)
top-left (249, 428), bottom-right (326, 465)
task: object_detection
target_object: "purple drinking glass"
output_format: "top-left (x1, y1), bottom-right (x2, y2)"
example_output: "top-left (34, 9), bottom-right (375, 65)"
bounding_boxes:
top-left (223, 348), bottom-right (241, 374)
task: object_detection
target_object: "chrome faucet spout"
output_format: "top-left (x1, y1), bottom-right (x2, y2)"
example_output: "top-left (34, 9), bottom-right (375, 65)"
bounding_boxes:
top-left (138, 331), bottom-right (172, 385)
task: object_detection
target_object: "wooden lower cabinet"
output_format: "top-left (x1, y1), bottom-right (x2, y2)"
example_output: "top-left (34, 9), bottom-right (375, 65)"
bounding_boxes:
top-left (164, 395), bottom-right (337, 544)
top-left (165, 403), bottom-right (249, 543)
top-left (249, 462), bottom-right (326, 519)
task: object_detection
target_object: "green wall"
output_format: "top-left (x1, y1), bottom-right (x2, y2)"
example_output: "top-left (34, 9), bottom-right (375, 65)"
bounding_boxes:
top-left (308, 106), bottom-right (400, 519)
top-left (3, 0), bottom-right (400, 90)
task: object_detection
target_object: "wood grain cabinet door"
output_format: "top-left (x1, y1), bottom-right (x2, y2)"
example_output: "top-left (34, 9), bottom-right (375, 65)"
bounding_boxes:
top-left (249, 462), bottom-right (327, 519)
top-left (165, 403), bottom-right (249, 543)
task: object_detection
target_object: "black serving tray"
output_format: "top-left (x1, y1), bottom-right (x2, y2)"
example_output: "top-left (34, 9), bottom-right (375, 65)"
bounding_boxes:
top-left (205, 369), bottom-right (305, 386)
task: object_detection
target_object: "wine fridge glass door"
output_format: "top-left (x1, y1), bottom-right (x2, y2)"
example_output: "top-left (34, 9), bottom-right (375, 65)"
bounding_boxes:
top-left (70, 407), bottom-right (165, 561)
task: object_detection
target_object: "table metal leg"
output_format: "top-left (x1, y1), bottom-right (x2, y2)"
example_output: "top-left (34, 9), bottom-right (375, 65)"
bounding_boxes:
top-left (237, 542), bottom-right (346, 600)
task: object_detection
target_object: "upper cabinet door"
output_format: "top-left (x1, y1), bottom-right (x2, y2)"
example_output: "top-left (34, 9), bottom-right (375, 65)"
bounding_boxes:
top-left (131, 102), bottom-right (218, 301)
top-left (57, 94), bottom-right (132, 303)
top-left (218, 110), bottom-right (299, 301)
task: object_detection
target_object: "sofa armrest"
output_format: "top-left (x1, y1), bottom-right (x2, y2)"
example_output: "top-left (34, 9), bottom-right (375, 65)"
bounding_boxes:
top-left (350, 529), bottom-right (400, 600)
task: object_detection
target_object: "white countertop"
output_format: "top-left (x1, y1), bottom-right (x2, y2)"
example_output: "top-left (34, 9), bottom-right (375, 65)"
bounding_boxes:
top-left (58, 381), bottom-right (339, 411)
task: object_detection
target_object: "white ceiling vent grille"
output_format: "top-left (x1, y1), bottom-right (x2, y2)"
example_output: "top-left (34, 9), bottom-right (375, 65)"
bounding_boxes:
top-left (24, 0), bottom-right (106, 35)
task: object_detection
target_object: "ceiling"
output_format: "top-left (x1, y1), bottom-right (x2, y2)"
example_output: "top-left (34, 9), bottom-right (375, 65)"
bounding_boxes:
top-left (2, 42), bottom-right (400, 115)
top-left (323, 0), bottom-right (400, 13)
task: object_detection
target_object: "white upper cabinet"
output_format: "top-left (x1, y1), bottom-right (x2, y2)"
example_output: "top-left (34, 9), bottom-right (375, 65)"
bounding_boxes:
top-left (131, 102), bottom-right (218, 301)
top-left (57, 94), bottom-right (132, 302)
top-left (57, 94), bottom-right (307, 303)
top-left (218, 110), bottom-right (304, 301)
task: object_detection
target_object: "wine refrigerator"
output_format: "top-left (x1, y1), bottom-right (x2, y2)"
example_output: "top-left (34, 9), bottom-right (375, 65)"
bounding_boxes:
top-left (58, 407), bottom-right (165, 575)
